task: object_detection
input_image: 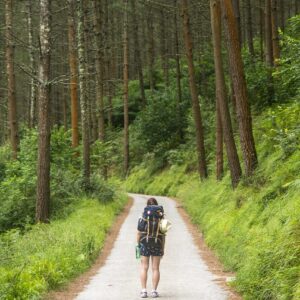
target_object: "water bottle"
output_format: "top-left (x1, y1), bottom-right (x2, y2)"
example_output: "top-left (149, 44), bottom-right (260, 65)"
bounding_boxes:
top-left (136, 244), bottom-right (141, 259)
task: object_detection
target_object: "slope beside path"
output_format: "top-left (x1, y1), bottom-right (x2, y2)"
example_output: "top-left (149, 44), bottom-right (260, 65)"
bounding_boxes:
top-left (75, 194), bottom-right (238, 300)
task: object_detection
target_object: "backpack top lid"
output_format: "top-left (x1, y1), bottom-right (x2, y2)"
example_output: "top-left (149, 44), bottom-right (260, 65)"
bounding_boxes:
top-left (143, 205), bottom-right (164, 219)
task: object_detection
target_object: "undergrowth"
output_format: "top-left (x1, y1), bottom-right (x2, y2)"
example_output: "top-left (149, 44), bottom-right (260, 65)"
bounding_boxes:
top-left (0, 194), bottom-right (127, 300)
top-left (125, 101), bottom-right (300, 300)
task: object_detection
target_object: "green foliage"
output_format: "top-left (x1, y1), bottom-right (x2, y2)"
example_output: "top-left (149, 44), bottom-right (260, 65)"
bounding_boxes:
top-left (0, 195), bottom-right (127, 299)
top-left (125, 101), bottom-right (300, 300)
top-left (0, 128), bottom-right (79, 232)
top-left (130, 88), bottom-right (189, 167)
top-left (275, 16), bottom-right (300, 99)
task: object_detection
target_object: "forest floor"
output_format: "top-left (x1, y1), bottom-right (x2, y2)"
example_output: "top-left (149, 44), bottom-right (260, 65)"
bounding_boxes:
top-left (46, 194), bottom-right (241, 300)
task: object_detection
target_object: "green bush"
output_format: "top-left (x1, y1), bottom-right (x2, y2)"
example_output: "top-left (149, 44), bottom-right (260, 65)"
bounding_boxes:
top-left (0, 194), bottom-right (127, 300)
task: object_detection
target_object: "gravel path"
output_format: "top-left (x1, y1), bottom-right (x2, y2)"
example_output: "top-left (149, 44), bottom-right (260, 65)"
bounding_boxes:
top-left (75, 194), bottom-right (230, 300)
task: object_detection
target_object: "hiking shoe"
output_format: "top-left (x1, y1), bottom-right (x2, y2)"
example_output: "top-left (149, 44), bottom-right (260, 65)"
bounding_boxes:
top-left (140, 291), bottom-right (148, 298)
top-left (151, 291), bottom-right (159, 298)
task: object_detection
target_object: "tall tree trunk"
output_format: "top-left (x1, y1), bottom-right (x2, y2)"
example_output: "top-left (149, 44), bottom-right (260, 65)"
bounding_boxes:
top-left (259, 0), bottom-right (265, 61)
top-left (271, 0), bottom-right (280, 63)
top-left (181, 0), bottom-right (208, 180)
top-left (131, 0), bottom-right (146, 106)
top-left (160, 10), bottom-right (169, 86)
top-left (215, 102), bottom-right (224, 181)
top-left (222, 0), bottom-right (258, 177)
top-left (211, 0), bottom-right (242, 187)
top-left (147, 5), bottom-right (155, 91)
top-left (5, 0), bottom-right (19, 159)
top-left (27, 0), bottom-right (36, 129)
top-left (36, 0), bottom-right (52, 223)
top-left (77, 0), bottom-right (90, 188)
top-left (265, 0), bottom-right (274, 66)
top-left (92, 0), bottom-right (105, 141)
top-left (245, 0), bottom-right (255, 57)
top-left (67, 0), bottom-right (79, 148)
top-left (123, 0), bottom-right (129, 176)
top-left (279, 0), bottom-right (285, 30)
top-left (174, 0), bottom-right (183, 142)
top-left (232, 0), bottom-right (242, 46)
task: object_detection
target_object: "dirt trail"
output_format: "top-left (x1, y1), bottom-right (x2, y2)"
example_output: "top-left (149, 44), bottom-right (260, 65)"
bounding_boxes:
top-left (48, 194), bottom-right (241, 300)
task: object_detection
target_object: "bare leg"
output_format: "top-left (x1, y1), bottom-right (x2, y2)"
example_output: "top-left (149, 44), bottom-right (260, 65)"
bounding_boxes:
top-left (151, 256), bottom-right (161, 290)
top-left (140, 256), bottom-right (150, 289)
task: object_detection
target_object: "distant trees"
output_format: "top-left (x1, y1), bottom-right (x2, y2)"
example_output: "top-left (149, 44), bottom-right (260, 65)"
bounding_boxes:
top-left (0, 0), bottom-right (299, 222)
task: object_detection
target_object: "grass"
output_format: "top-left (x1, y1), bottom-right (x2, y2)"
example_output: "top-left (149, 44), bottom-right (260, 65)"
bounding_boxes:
top-left (125, 102), bottom-right (300, 300)
top-left (0, 194), bottom-right (128, 300)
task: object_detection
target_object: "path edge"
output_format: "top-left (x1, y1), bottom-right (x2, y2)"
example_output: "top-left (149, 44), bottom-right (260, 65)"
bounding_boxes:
top-left (44, 197), bottom-right (134, 300)
top-left (171, 197), bottom-right (242, 300)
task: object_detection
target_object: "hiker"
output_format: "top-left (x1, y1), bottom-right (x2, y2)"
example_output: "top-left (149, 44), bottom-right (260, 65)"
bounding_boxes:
top-left (136, 197), bottom-right (167, 298)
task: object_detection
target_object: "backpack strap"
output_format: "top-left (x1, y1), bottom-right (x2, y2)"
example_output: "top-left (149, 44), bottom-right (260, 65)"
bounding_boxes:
top-left (155, 218), bottom-right (161, 243)
top-left (146, 216), bottom-right (150, 242)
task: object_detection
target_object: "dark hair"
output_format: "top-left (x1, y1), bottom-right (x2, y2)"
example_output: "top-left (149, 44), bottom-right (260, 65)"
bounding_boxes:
top-left (147, 197), bottom-right (158, 206)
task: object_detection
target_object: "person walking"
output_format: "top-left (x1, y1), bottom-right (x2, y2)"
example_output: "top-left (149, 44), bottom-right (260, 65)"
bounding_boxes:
top-left (136, 197), bottom-right (166, 298)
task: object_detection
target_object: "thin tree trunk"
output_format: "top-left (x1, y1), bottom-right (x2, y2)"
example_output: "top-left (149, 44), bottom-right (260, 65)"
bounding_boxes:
top-left (279, 0), bottom-right (285, 30)
top-left (181, 0), bottom-right (208, 180)
top-left (232, 0), bottom-right (242, 46)
top-left (147, 5), bottom-right (155, 91)
top-left (36, 0), bottom-right (52, 223)
top-left (174, 0), bottom-right (183, 142)
top-left (259, 0), bottom-right (264, 61)
top-left (211, 0), bottom-right (242, 187)
top-left (245, 0), bottom-right (255, 57)
top-left (5, 0), bottom-right (19, 159)
top-left (92, 0), bottom-right (105, 141)
top-left (27, 0), bottom-right (36, 129)
top-left (265, 0), bottom-right (274, 66)
top-left (123, 0), bottom-right (129, 176)
top-left (215, 102), bottom-right (223, 181)
top-left (160, 10), bottom-right (169, 86)
top-left (222, 0), bottom-right (258, 177)
top-left (67, 0), bottom-right (79, 148)
top-left (77, 0), bottom-right (90, 188)
top-left (271, 0), bottom-right (280, 63)
top-left (131, 0), bottom-right (146, 106)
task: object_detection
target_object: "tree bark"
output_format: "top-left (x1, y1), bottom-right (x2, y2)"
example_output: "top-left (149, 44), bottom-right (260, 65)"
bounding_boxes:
top-left (211, 0), bottom-right (242, 187)
top-left (131, 0), bottom-right (146, 106)
top-left (67, 0), bottom-right (79, 148)
top-left (160, 10), bottom-right (169, 86)
top-left (271, 0), bottom-right (280, 63)
top-left (232, 0), bottom-right (242, 46)
top-left (215, 101), bottom-right (224, 181)
top-left (147, 5), bottom-right (155, 91)
top-left (123, 0), bottom-right (129, 176)
top-left (27, 0), bottom-right (36, 129)
top-left (222, 0), bottom-right (258, 177)
top-left (245, 0), bottom-right (255, 57)
top-left (36, 0), bottom-right (52, 223)
top-left (92, 0), bottom-right (105, 142)
top-left (5, 0), bottom-right (19, 159)
top-left (174, 0), bottom-right (183, 142)
top-left (279, 0), bottom-right (285, 30)
top-left (181, 0), bottom-right (208, 180)
top-left (265, 0), bottom-right (274, 66)
top-left (77, 0), bottom-right (90, 188)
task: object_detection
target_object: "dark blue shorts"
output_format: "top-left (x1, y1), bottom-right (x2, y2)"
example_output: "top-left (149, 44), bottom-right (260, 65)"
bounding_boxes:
top-left (140, 236), bottom-right (164, 257)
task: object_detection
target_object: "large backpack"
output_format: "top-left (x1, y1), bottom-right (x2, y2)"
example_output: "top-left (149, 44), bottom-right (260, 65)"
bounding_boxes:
top-left (137, 205), bottom-right (164, 243)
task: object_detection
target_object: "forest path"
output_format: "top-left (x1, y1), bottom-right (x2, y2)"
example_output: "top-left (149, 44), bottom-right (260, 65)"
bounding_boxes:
top-left (75, 194), bottom-right (238, 300)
